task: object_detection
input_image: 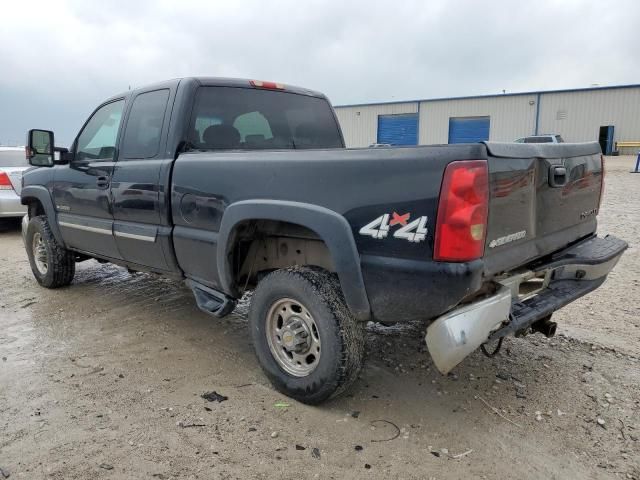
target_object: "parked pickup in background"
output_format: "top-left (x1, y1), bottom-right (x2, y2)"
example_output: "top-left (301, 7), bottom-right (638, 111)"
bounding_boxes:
top-left (515, 134), bottom-right (565, 143)
top-left (21, 77), bottom-right (627, 404)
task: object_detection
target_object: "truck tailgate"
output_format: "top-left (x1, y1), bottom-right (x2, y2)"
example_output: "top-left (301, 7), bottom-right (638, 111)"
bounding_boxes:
top-left (483, 142), bottom-right (603, 275)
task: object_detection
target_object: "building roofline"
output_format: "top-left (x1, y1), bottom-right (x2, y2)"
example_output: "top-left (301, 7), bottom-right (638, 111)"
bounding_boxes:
top-left (334, 83), bottom-right (640, 109)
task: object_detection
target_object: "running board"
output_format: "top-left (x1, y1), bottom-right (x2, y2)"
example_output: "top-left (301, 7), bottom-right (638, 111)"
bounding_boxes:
top-left (186, 279), bottom-right (237, 318)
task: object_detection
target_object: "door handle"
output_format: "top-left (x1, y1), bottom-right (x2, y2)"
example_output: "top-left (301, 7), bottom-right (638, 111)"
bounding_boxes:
top-left (549, 165), bottom-right (567, 187)
top-left (96, 176), bottom-right (110, 189)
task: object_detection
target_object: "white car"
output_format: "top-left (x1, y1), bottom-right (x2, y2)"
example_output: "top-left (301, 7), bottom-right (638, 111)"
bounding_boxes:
top-left (0, 147), bottom-right (29, 220)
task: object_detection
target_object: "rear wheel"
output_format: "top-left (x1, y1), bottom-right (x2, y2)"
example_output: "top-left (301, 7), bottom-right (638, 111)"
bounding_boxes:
top-left (249, 267), bottom-right (365, 404)
top-left (25, 216), bottom-right (75, 288)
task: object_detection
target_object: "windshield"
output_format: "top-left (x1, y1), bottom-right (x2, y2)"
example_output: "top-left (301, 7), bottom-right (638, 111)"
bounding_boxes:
top-left (0, 150), bottom-right (27, 167)
top-left (188, 87), bottom-right (343, 151)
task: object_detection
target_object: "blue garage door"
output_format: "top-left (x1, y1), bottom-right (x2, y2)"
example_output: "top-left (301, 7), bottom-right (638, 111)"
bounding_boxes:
top-left (377, 114), bottom-right (418, 145)
top-left (448, 116), bottom-right (490, 144)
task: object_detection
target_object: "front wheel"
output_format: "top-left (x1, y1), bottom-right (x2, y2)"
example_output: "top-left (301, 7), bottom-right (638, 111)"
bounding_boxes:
top-left (25, 215), bottom-right (75, 288)
top-left (249, 267), bottom-right (365, 404)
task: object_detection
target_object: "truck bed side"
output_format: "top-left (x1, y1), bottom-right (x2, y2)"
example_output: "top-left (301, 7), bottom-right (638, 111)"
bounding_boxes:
top-left (171, 144), bottom-right (486, 321)
top-left (171, 141), bottom-right (605, 324)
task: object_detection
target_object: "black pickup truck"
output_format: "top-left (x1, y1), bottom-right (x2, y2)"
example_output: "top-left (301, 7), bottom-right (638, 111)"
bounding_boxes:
top-left (21, 77), bottom-right (627, 404)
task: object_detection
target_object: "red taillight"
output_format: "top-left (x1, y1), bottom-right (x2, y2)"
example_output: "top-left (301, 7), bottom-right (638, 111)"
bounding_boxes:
top-left (0, 172), bottom-right (13, 191)
top-left (598, 154), bottom-right (605, 210)
top-left (249, 79), bottom-right (285, 90)
top-left (434, 160), bottom-right (489, 262)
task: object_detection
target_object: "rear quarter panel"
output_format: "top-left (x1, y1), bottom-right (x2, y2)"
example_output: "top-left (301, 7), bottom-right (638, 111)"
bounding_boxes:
top-left (171, 145), bottom-right (487, 254)
top-left (170, 145), bottom-right (486, 291)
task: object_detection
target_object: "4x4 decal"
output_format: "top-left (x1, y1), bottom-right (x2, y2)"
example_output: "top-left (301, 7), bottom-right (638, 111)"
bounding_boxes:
top-left (359, 212), bottom-right (428, 243)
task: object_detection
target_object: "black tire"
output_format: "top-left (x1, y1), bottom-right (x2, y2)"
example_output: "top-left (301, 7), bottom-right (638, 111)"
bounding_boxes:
top-left (249, 266), bottom-right (365, 404)
top-left (25, 215), bottom-right (75, 288)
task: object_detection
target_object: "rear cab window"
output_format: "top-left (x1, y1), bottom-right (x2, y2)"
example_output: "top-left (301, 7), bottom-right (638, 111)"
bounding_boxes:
top-left (188, 87), bottom-right (343, 151)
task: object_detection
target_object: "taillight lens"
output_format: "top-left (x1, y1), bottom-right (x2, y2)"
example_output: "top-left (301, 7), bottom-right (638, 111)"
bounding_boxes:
top-left (0, 172), bottom-right (14, 191)
top-left (598, 154), bottom-right (605, 210)
top-left (434, 160), bottom-right (489, 262)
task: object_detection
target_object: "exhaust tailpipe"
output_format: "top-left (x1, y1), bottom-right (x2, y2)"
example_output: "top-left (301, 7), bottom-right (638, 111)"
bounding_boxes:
top-left (532, 316), bottom-right (557, 338)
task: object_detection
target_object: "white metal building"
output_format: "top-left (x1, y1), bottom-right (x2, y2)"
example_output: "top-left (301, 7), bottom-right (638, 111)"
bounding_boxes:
top-left (334, 84), bottom-right (640, 154)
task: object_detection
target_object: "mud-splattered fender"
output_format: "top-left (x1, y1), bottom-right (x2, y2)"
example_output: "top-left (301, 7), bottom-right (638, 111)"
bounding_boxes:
top-left (217, 199), bottom-right (371, 321)
top-left (20, 185), bottom-right (65, 246)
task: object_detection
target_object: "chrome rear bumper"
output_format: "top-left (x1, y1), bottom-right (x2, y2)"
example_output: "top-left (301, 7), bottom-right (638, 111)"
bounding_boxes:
top-left (426, 286), bottom-right (511, 374)
top-left (426, 235), bottom-right (627, 374)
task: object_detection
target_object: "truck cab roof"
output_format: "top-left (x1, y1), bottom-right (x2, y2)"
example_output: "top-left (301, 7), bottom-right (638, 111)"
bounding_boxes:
top-left (106, 77), bottom-right (327, 104)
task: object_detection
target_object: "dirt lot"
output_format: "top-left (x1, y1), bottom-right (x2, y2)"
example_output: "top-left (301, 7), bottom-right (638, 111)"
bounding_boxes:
top-left (1, 156), bottom-right (638, 479)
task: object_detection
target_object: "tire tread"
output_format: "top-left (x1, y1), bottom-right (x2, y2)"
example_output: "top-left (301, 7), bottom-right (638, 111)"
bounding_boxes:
top-left (249, 266), bottom-right (365, 404)
top-left (27, 215), bottom-right (75, 288)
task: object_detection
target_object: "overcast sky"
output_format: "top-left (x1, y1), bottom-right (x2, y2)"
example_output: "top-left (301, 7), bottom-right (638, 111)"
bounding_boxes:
top-left (1, 0), bottom-right (639, 145)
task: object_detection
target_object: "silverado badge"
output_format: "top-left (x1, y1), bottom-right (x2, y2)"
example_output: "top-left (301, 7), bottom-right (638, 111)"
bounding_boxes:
top-left (488, 230), bottom-right (527, 248)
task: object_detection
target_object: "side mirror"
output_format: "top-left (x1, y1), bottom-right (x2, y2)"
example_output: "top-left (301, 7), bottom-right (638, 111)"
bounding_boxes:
top-left (27, 129), bottom-right (55, 167)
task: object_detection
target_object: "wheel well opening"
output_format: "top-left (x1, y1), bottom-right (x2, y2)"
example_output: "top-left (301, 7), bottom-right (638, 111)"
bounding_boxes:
top-left (230, 220), bottom-right (334, 291)
top-left (26, 198), bottom-right (45, 218)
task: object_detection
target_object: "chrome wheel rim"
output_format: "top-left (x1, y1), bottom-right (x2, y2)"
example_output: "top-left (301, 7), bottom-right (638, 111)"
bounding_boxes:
top-left (266, 298), bottom-right (321, 377)
top-left (32, 232), bottom-right (48, 275)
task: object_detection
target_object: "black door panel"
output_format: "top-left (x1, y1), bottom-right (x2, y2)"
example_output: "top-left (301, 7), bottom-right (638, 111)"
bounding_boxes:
top-left (57, 212), bottom-right (121, 259)
top-left (112, 220), bottom-right (173, 269)
top-left (53, 99), bottom-right (125, 257)
top-left (111, 161), bottom-right (162, 224)
top-left (110, 88), bottom-right (180, 274)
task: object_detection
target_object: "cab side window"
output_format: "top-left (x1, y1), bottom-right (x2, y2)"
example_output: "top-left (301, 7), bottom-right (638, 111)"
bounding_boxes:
top-left (75, 100), bottom-right (125, 161)
top-left (121, 89), bottom-right (170, 159)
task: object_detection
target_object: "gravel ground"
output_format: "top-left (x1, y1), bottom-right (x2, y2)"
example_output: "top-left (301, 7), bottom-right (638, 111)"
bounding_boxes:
top-left (0, 156), bottom-right (638, 479)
